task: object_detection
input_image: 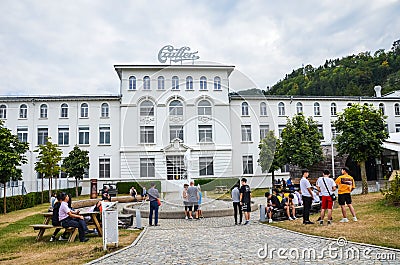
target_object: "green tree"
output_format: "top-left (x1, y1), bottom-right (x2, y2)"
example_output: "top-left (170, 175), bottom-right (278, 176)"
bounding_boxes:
top-left (333, 104), bottom-right (389, 194)
top-left (0, 120), bottom-right (29, 214)
top-left (258, 130), bottom-right (283, 183)
top-left (280, 114), bottom-right (324, 169)
top-left (62, 145), bottom-right (90, 197)
top-left (34, 138), bottom-right (62, 204)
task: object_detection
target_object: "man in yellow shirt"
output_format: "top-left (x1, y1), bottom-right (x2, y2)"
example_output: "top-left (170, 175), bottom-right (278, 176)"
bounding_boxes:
top-left (335, 167), bottom-right (358, 222)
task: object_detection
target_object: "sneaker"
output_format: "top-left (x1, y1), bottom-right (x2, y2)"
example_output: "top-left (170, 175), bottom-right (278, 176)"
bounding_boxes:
top-left (319, 220), bottom-right (323, 225)
top-left (80, 238), bottom-right (89, 242)
top-left (185, 216), bottom-right (188, 220)
top-left (292, 216), bottom-right (297, 220)
top-left (353, 217), bottom-right (358, 222)
top-left (288, 217), bottom-right (294, 221)
top-left (340, 218), bottom-right (349, 223)
top-left (49, 236), bottom-right (56, 242)
top-left (244, 221), bottom-right (250, 225)
top-left (268, 219), bottom-right (273, 223)
top-left (327, 220), bottom-right (332, 225)
top-left (59, 236), bottom-right (68, 241)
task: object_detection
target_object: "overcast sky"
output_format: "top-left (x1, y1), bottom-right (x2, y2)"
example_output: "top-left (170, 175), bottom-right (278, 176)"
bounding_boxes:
top-left (1, 0), bottom-right (399, 96)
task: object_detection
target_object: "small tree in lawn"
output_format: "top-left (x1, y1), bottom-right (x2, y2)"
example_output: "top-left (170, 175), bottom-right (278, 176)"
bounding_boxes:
top-left (333, 104), bottom-right (388, 194)
top-left (0, 120), bottom-right (29, 214)
top-left (34, 138), bottom-right (63, 204)
top-left (280, 114), bottom-right (324, 170)
top-left (258, 130), bottom-right (283, 183)
top-left (63, 145), bottom-right (90, 197)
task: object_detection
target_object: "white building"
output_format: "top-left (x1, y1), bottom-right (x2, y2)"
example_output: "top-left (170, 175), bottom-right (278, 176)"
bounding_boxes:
top-left (1, 62), bottom-right (400, 196)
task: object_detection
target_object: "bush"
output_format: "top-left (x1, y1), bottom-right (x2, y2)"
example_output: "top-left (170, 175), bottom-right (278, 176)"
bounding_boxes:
top-left (382, 173), bottom-right (400, 206)
top-left (194, 178), bottom-right (239, 191)
top-left (116, 181), bottom-right (161, 195)
top-left (0, 187), bottom-right (81, 214)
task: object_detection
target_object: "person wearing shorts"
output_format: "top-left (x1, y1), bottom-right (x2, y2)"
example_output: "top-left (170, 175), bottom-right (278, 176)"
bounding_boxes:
top-left (187, 181), bottom-right (199, 219)
top-left (239, 178), bottom-right (251, 225)
top-left (182, 184), bottom-right (189, 219)
top-left (316, 169), bottom-right (336, 225)
top-left (335, 167), bottom-right (358, 223)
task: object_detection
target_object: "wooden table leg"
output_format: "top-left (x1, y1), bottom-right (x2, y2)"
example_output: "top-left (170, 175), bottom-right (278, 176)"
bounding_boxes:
top-left (36, 229), bottom-right (45, 241)
top-left (91, 213), bottom-right (102, 237)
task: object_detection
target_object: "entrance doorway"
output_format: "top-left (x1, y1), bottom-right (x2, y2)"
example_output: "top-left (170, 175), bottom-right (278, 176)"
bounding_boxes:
top-left (166, 155), bottom-right (187, 180)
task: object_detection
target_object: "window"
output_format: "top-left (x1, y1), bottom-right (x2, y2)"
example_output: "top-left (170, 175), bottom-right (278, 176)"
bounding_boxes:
top-left (0, 104), bottom-right (7, 119)
top-left (241, 125), bottom-right (252, 142)
top-left (129, 76), bottom-right (136, 90)
top-left (167, 156), bottom-right (186, 180)
top-left (37, 128), bottom-right (48, 145)
top-left (198, 125), bottom-right (212, 143)
top-left (60, 103), bottom-right (68, 118)
top-left (58, 127), bottom-right (69, 145)
top-left (170, 125), bottom-right (183, 142)
top-left (169, 100), bottom-right (183, 116)
top-left (199, 157), bottom-right (214, 176)
top-left (395, 103), bottom-right (400, 116)
top-left (101, 103), bottom-right (109, 118)
top-left (172, 76), bottom-right (179, 90)
top-left (331, 126), bottom-right (337, 139)
top-left (278, 125), bottom-right (285, 138)
top-left (143, 76), bottom-right (150, 90)
top-left (241, 102), bottom-right (249, 116)
top-left (186, 76), bottom-right (193, 90)
top-left (243, 155), bottom-right (253, 174)
top-left (158, 76), bottom-right (165, 90)
top-left (78, 126), bottom-right (90, 145)
top-left (314, 102), bottom-right (321, 116)
top-left (318, 124), bottom-right (324, 140)
top-left (379, 103), bottom-right (385, 115)
top-left (17, 128), bottom-right (28, 143)
top-left (140, 158), bottom-right (155, 178)
top-left (214, 76), bottom-right (221, 90)
top-left (396, 124), bottom-right (400, 133)
top-left (260, 102), bottom-right (267, 116)
top-left (99, 126), bottom-right (110, 144)
top-left (140, 126), bottom-right (154, 143)
top-left (140, 100), bottom-right (154, 116)
top-left (99, 158), bottom-right (110, 178)
top-left (200, 76), bottom-right (207, 90)
top-left (19, 104), bottom-right (27, 119)
top-left (278, 102), bottom-right (285, 116)
top-left (80, 103), bottom-right (88, 118)
top-left (296, 102), bottom-right (303, 114)
top-left (260, 125), bottom-right (270, 140)
top-left (331, 103), bottom-right (337, 116)
top-left (198, 100), bottom-right (212, 115)
top-left (40, 104), bottom-right (48, 118)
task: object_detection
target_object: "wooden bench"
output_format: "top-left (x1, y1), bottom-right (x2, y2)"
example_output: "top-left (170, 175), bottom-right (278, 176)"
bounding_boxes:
top-left (271, 202), bottom-right (321, 221)
top-left (30, 224), bottom-right (78, 242)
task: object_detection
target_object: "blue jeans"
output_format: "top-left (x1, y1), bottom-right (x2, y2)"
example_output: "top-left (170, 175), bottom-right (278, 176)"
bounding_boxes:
top-left (61, 217), bottom-right (88, 241)
top-left (149, 200), bottom-right (159, 225)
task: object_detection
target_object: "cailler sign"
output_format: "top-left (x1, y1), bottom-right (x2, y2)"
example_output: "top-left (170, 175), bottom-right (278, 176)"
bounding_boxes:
top-left (158, 45), bottom-right (200, 64)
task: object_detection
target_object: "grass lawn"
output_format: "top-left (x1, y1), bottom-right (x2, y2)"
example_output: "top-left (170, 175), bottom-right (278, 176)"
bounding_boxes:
top-left (0, 201), bottom-right (141, 265)
top-left (268, 192), bottom-right (400, 249)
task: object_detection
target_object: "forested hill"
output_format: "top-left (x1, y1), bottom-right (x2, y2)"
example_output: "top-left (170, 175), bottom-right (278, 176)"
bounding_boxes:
top-left (267, 40), bottom-right (400, 97)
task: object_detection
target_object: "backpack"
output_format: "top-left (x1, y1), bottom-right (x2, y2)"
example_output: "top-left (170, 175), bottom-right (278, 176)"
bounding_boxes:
top-left (52, 202), bottom-right (61, 226)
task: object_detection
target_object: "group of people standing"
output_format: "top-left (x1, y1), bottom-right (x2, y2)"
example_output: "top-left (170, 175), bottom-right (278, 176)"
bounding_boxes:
top-left (231, 178), bottom-right (252, 225)
top-left (182, 181), bottom-right (203, 220)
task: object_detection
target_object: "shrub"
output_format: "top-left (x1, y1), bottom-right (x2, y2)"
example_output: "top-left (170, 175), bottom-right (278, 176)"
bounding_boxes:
top-left (194, 178), bottom-right (239, 191)
top-left (116, 181), bottom-right (161, 195)
top-left (382, 173), bottom-right (400, 206)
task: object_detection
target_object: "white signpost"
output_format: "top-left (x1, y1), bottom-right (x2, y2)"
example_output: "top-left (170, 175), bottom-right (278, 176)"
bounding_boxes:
top-left (101, 202), bottom-right (119, 251)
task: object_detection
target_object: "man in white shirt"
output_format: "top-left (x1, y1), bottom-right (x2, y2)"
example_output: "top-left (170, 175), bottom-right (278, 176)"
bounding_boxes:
top-left (316, 169), bottom-right (337, 225)
top-left (300, 169), bottom-right (314, 224)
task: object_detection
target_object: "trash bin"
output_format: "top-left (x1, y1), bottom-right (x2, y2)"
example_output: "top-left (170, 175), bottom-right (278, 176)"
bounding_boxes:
top-left (90, 179), bottom-right (98, 199)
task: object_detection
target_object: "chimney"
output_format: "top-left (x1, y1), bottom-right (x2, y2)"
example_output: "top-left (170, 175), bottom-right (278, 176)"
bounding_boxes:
top-left (374, 85), bottom-right (382, 97)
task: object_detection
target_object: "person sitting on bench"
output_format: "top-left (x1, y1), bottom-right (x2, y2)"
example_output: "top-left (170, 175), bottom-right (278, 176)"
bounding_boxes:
top-left (265, 192), bottom-right (282, 223)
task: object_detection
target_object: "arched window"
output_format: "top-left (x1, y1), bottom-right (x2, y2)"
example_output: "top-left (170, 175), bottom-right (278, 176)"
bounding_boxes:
top-left (19, 104), bottom-right (27, 119)
top-left (158, 76), bottom-right (165, 90)
top-left (395, 103), bottom-right (400, 116)
top-left (379, 103), bottom-right (385, 115)
top-left (186, 76), bottom-right (193, 90)
top-left (129, 76), bottom-right (136, 90)
top-left (143, 76), bottom-right (150, 90)
top-left (101, 103), bottom-right (109, 118)
top-left (296, 102), bottom-right (303, 114)
top-left (140, 100), bottom-right (154, 116)
top-left (0, 104), bottom-right (6, 119)
top-left (80, 103), bottom-right (89, 118)
top-left (40, 104), bottom-right (48, 118)
top-left (314, 102), bottom-right (321, 116)
top-left (260, 102), bottom-right (267, 116)
top-left (200, 76), bottom-right (207, 90)
top-left (60, 103), bottom-right (68, 118)
top-left (198, 100), bottom-right (212, 115)
top-left (278, 102), bottom-right (285, 116)
top-left (214, 76), bottom-right (221, 90)
top-left (172, 76), bottom-right (179, 90)
top-left (331, 103), bottom-right (337, 116)
top-left (241, 102), bottom-right (249, 116)
top-left (169, 100), bottom-right (183, 115)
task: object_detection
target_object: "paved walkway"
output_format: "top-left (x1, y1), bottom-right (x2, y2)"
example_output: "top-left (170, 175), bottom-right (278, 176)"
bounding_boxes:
top-left (90, 210), bottom-right (399, 265)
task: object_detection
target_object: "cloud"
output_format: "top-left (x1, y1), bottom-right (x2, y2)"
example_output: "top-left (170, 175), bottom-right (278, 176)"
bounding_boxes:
top-left (0, 0), bottom-right (399, 95)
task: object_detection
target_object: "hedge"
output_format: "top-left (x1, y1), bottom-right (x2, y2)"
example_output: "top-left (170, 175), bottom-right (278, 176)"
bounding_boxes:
top-left (0, 187), bottom-right (81, 214)
top-left (116, 181), bottom-right (162, 195)
top-left (194, 178), bottom-right (239, 191)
